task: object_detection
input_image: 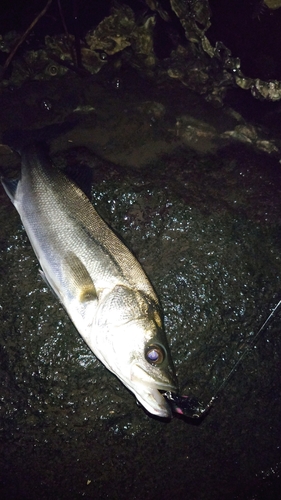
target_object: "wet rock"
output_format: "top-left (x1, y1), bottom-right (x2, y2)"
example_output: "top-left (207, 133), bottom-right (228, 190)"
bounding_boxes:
top-left (1, 136), bottom-right (281, 499)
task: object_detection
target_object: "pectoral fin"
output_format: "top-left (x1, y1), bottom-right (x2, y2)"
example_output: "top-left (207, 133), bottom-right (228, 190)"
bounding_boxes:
top-left (62, 251), bottom-right (97, 303)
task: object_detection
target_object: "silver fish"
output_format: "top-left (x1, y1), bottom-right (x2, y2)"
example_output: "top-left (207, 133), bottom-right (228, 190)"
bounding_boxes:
top-left (1, 143), bottom-right (177, 417)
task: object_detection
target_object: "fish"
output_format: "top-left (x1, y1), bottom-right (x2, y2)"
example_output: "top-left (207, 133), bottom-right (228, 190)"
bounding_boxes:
top-left (1, 143), bottom-right (178, 418)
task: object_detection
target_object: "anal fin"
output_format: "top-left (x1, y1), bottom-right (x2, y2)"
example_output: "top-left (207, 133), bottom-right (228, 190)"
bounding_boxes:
top-left (1, 177), bottom-right (19, 203)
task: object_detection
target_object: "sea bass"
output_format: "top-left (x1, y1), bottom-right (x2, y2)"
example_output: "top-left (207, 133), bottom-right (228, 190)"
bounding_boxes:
top-left (1, 143), bottom-right (178, 417)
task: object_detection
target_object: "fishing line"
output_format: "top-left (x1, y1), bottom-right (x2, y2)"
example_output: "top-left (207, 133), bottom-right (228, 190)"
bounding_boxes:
top-left (165, 298), bottom-right (281, 418)
top-left (208, 298), bottom-right (281, 401)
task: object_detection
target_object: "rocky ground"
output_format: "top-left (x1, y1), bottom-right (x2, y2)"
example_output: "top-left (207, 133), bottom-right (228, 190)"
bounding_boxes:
top-left (0, 69), bottom-right (281, 499)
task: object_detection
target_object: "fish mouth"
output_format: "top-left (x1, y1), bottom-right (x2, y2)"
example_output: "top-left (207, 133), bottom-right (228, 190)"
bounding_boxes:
top-left (135, 387), bottom-right (172, 418)
top-left (130, 364), bottom-right (177, 418)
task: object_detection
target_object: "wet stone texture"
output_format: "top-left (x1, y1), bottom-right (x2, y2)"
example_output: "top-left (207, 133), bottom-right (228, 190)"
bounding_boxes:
top-left (0, 74), bottom-right (281, 499)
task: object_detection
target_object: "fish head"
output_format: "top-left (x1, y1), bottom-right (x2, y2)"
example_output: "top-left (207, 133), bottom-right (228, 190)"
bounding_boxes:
top-left (93, 285), bottom-right (178, 418)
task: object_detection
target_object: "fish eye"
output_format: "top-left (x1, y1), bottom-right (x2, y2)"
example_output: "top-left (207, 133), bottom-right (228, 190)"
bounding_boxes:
top-left (145, 344), bottom-right (165, 366)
